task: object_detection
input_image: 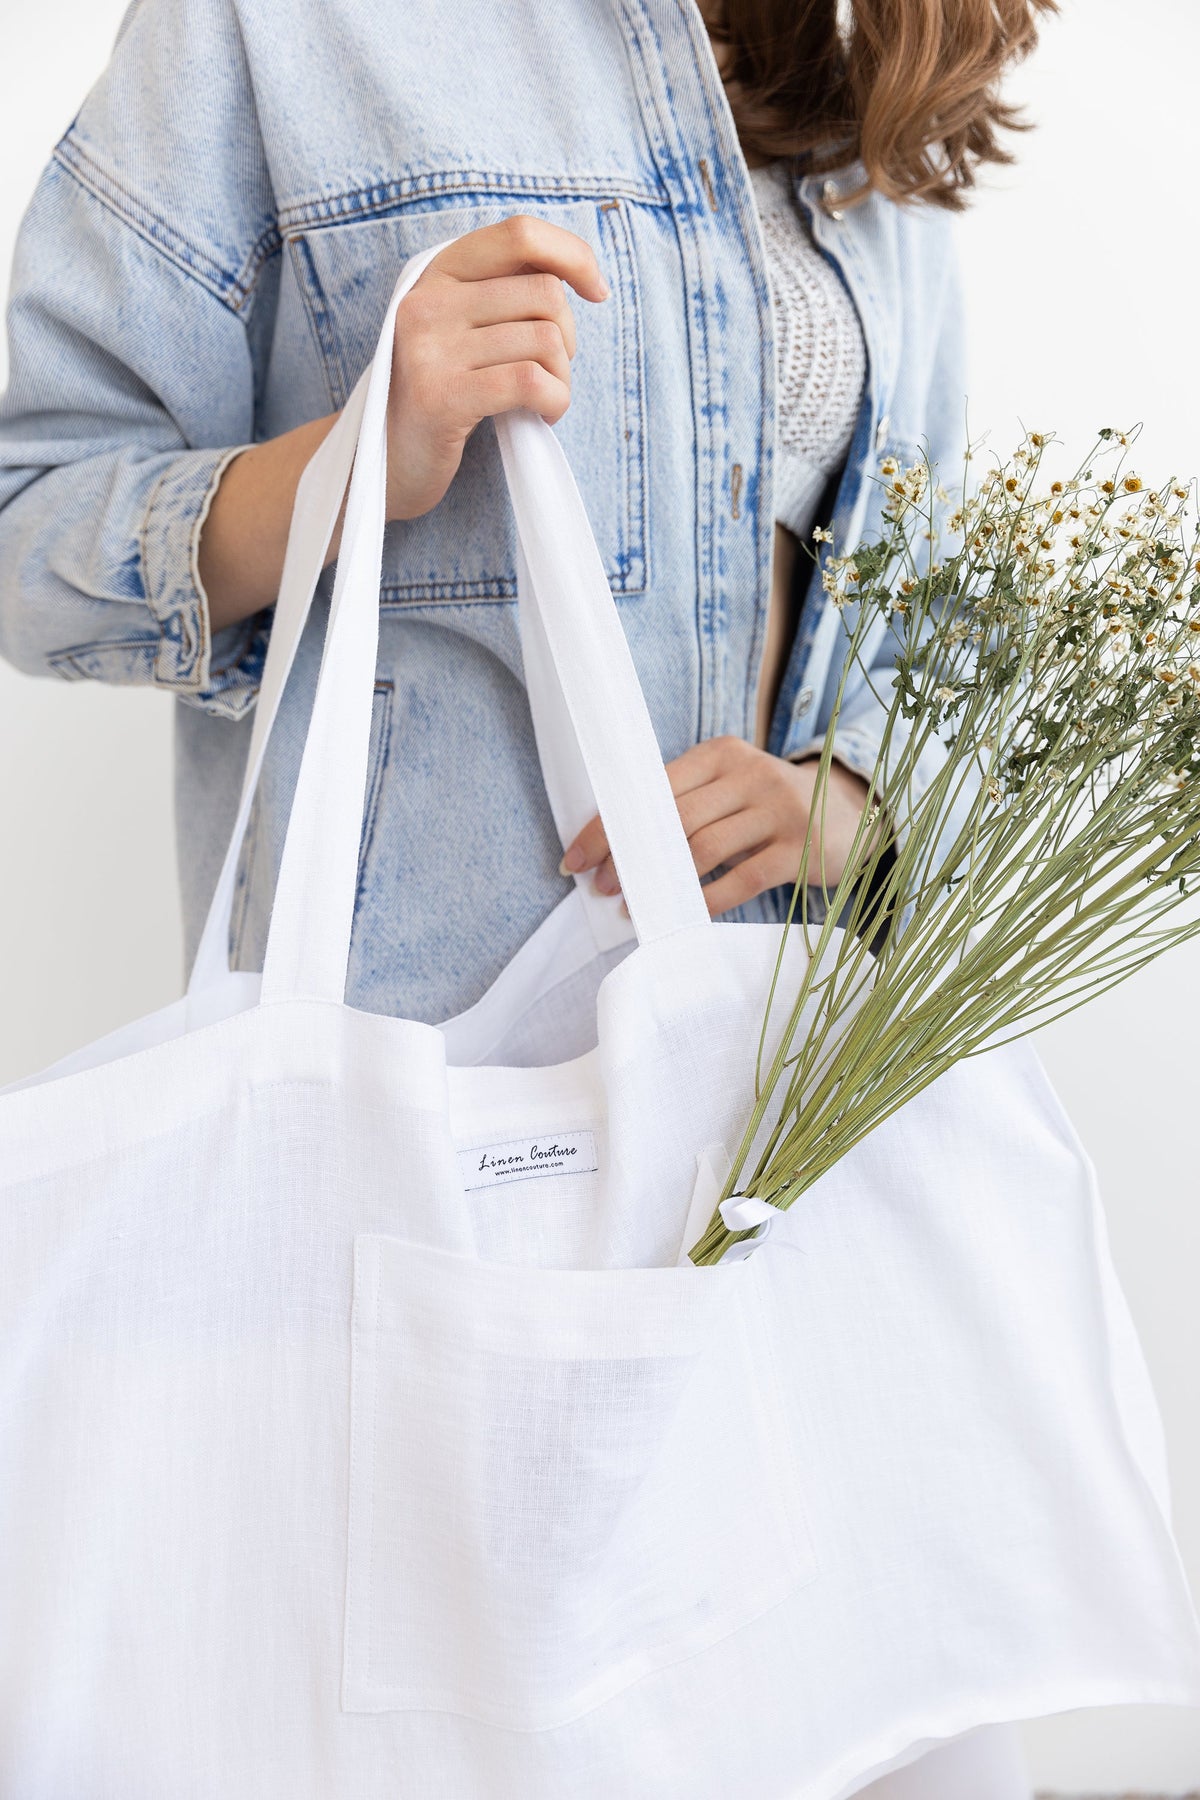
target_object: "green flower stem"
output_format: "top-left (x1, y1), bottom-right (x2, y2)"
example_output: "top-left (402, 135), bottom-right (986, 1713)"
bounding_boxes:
top-left (687, 431), bottom-right (1200, 1265)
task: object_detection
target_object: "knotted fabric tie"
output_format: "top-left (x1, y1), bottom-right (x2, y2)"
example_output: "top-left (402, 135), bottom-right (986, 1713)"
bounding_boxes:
top-left (717, 1194), bottom-right (779, 1262)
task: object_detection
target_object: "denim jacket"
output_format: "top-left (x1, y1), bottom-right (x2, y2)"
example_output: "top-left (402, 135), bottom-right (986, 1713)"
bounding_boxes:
top-left (0, 0), bottom-right (967, 1023)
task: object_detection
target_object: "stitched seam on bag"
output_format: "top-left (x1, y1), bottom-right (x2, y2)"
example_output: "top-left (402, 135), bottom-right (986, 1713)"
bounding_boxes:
top-left (278, 170), bottom-right (668, 235)
top-left (740, 1275), bottom-right (820, 1582)
top-left (362, 1242), bottom-right (382, 1693)
top-left (348, 1554), bottom-right (808, 1729)
top-left (348, 1259), bottom-right (810, 1727)
top-left (343, 1238), bottom-right (370, 1701)
top-left (3, 1073), bottom-right (419, 1184)
top-left (343, 1248), bottom-right (360, 1698)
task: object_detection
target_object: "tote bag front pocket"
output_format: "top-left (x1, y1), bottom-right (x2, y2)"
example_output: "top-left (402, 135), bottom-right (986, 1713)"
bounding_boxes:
top-left (342, 1235), bottom-right (818, 1730)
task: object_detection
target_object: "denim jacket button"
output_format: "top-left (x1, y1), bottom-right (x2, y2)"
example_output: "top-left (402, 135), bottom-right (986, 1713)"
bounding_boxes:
top-left (796, 685), bottom-right (815, 717)
top-left (874, 413), bottom-right (891, 451)
top-left (820, 179), bottom-right (844, 221)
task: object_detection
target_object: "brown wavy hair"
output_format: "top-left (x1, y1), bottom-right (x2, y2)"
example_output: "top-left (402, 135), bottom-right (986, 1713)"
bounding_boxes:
top-left (702, 0), bottom-right (1058, 210)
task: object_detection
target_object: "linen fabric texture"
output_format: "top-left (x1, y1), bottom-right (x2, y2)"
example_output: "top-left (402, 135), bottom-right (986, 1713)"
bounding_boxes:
top-left (1, 245), bottom-right (1198, 1800)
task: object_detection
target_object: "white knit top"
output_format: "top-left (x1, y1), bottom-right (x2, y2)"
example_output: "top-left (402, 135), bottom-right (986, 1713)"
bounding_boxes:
top-left (747, 159), bottom-right (866, 536)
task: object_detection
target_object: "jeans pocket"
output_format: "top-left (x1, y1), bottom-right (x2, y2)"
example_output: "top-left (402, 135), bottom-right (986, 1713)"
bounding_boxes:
top-left (342, 1235), bottom-right (818, 1729)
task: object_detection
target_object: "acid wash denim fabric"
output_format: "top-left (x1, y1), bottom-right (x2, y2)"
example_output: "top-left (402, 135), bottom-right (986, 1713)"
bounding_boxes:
top-left (0, 0), bottom-right (968, 1024)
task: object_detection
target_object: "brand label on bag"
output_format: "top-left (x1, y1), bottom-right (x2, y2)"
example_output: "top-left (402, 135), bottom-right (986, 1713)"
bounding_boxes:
top-left (457, 1130), bottom-right (598, 1191)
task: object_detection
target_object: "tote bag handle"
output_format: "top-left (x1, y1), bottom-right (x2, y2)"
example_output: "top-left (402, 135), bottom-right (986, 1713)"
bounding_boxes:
top-left (187, 377), bottom-right (368, 1001)
top-left (190, 236), bottom-right (710, 1009)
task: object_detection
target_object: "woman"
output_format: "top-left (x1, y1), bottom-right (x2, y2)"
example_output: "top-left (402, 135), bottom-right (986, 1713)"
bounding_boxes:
top-left (0, 0), bottom-right (1053, 1790)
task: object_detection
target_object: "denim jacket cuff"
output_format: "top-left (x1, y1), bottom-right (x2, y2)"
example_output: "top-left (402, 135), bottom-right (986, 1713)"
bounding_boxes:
top-left (140, 445), bottom-right (268, 719)
top-left (783, 719), bottom-right (949, 850)
top-left (783, 733), bottom-right (880, 796)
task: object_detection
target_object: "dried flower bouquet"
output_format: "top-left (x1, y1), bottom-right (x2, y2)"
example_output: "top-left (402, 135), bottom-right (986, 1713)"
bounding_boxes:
top-left (687, 428), bottom-right (1200, 1266)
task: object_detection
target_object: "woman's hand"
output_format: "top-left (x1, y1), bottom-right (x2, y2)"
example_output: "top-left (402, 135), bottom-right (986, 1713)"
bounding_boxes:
top-left (559, 736), bottom-right (875, 918)
top-left (385, 214), bottom-right (610, 521)
top-left (200, 213), bottom-right (608, 632)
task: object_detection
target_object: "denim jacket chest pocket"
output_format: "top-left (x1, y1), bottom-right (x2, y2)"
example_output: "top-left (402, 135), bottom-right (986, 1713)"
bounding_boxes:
top-left (287, 185), bottom-right (658, 605)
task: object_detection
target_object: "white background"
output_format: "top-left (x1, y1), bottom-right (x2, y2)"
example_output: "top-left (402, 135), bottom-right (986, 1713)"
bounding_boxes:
top-left (0, 1), bottom-right (1197, 1788)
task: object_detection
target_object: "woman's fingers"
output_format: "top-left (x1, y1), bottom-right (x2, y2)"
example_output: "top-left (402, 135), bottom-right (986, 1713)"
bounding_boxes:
top-left (464, 273), bottom-right (579, 358)
top-left (428, 214), bottom-right (609, 304)
top-left (449, 313), bottom-right (578, 420)
top-left (464, 320), bottom-right (572, 385)
top-left (560, 814), bottom-right (611, 876)
top-left (386, 215), bottom-right (607, 517)
top-left (698, 850), bottom-right (794, 919)
top-left (685, 805), bottom-right (778, 881)
top-left (561, 747), bottom-right (762, 882)
top-left (663, 735), bottom-right (755, 798)
top-left (453, 359), bottom-right (569, 428)
top-left (588, 804), bottom-right (782, 903)
top-left (559, 740), bottom-right (875, 922)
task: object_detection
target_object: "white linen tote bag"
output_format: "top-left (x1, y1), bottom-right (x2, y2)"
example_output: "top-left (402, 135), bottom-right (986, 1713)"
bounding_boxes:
top-left (2, 240), bottom-right (1199, 1800)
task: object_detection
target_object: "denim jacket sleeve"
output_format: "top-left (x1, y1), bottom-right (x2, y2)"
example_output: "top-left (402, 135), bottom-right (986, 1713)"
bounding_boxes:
top-left (0, 0), bottom-right (277, 719)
